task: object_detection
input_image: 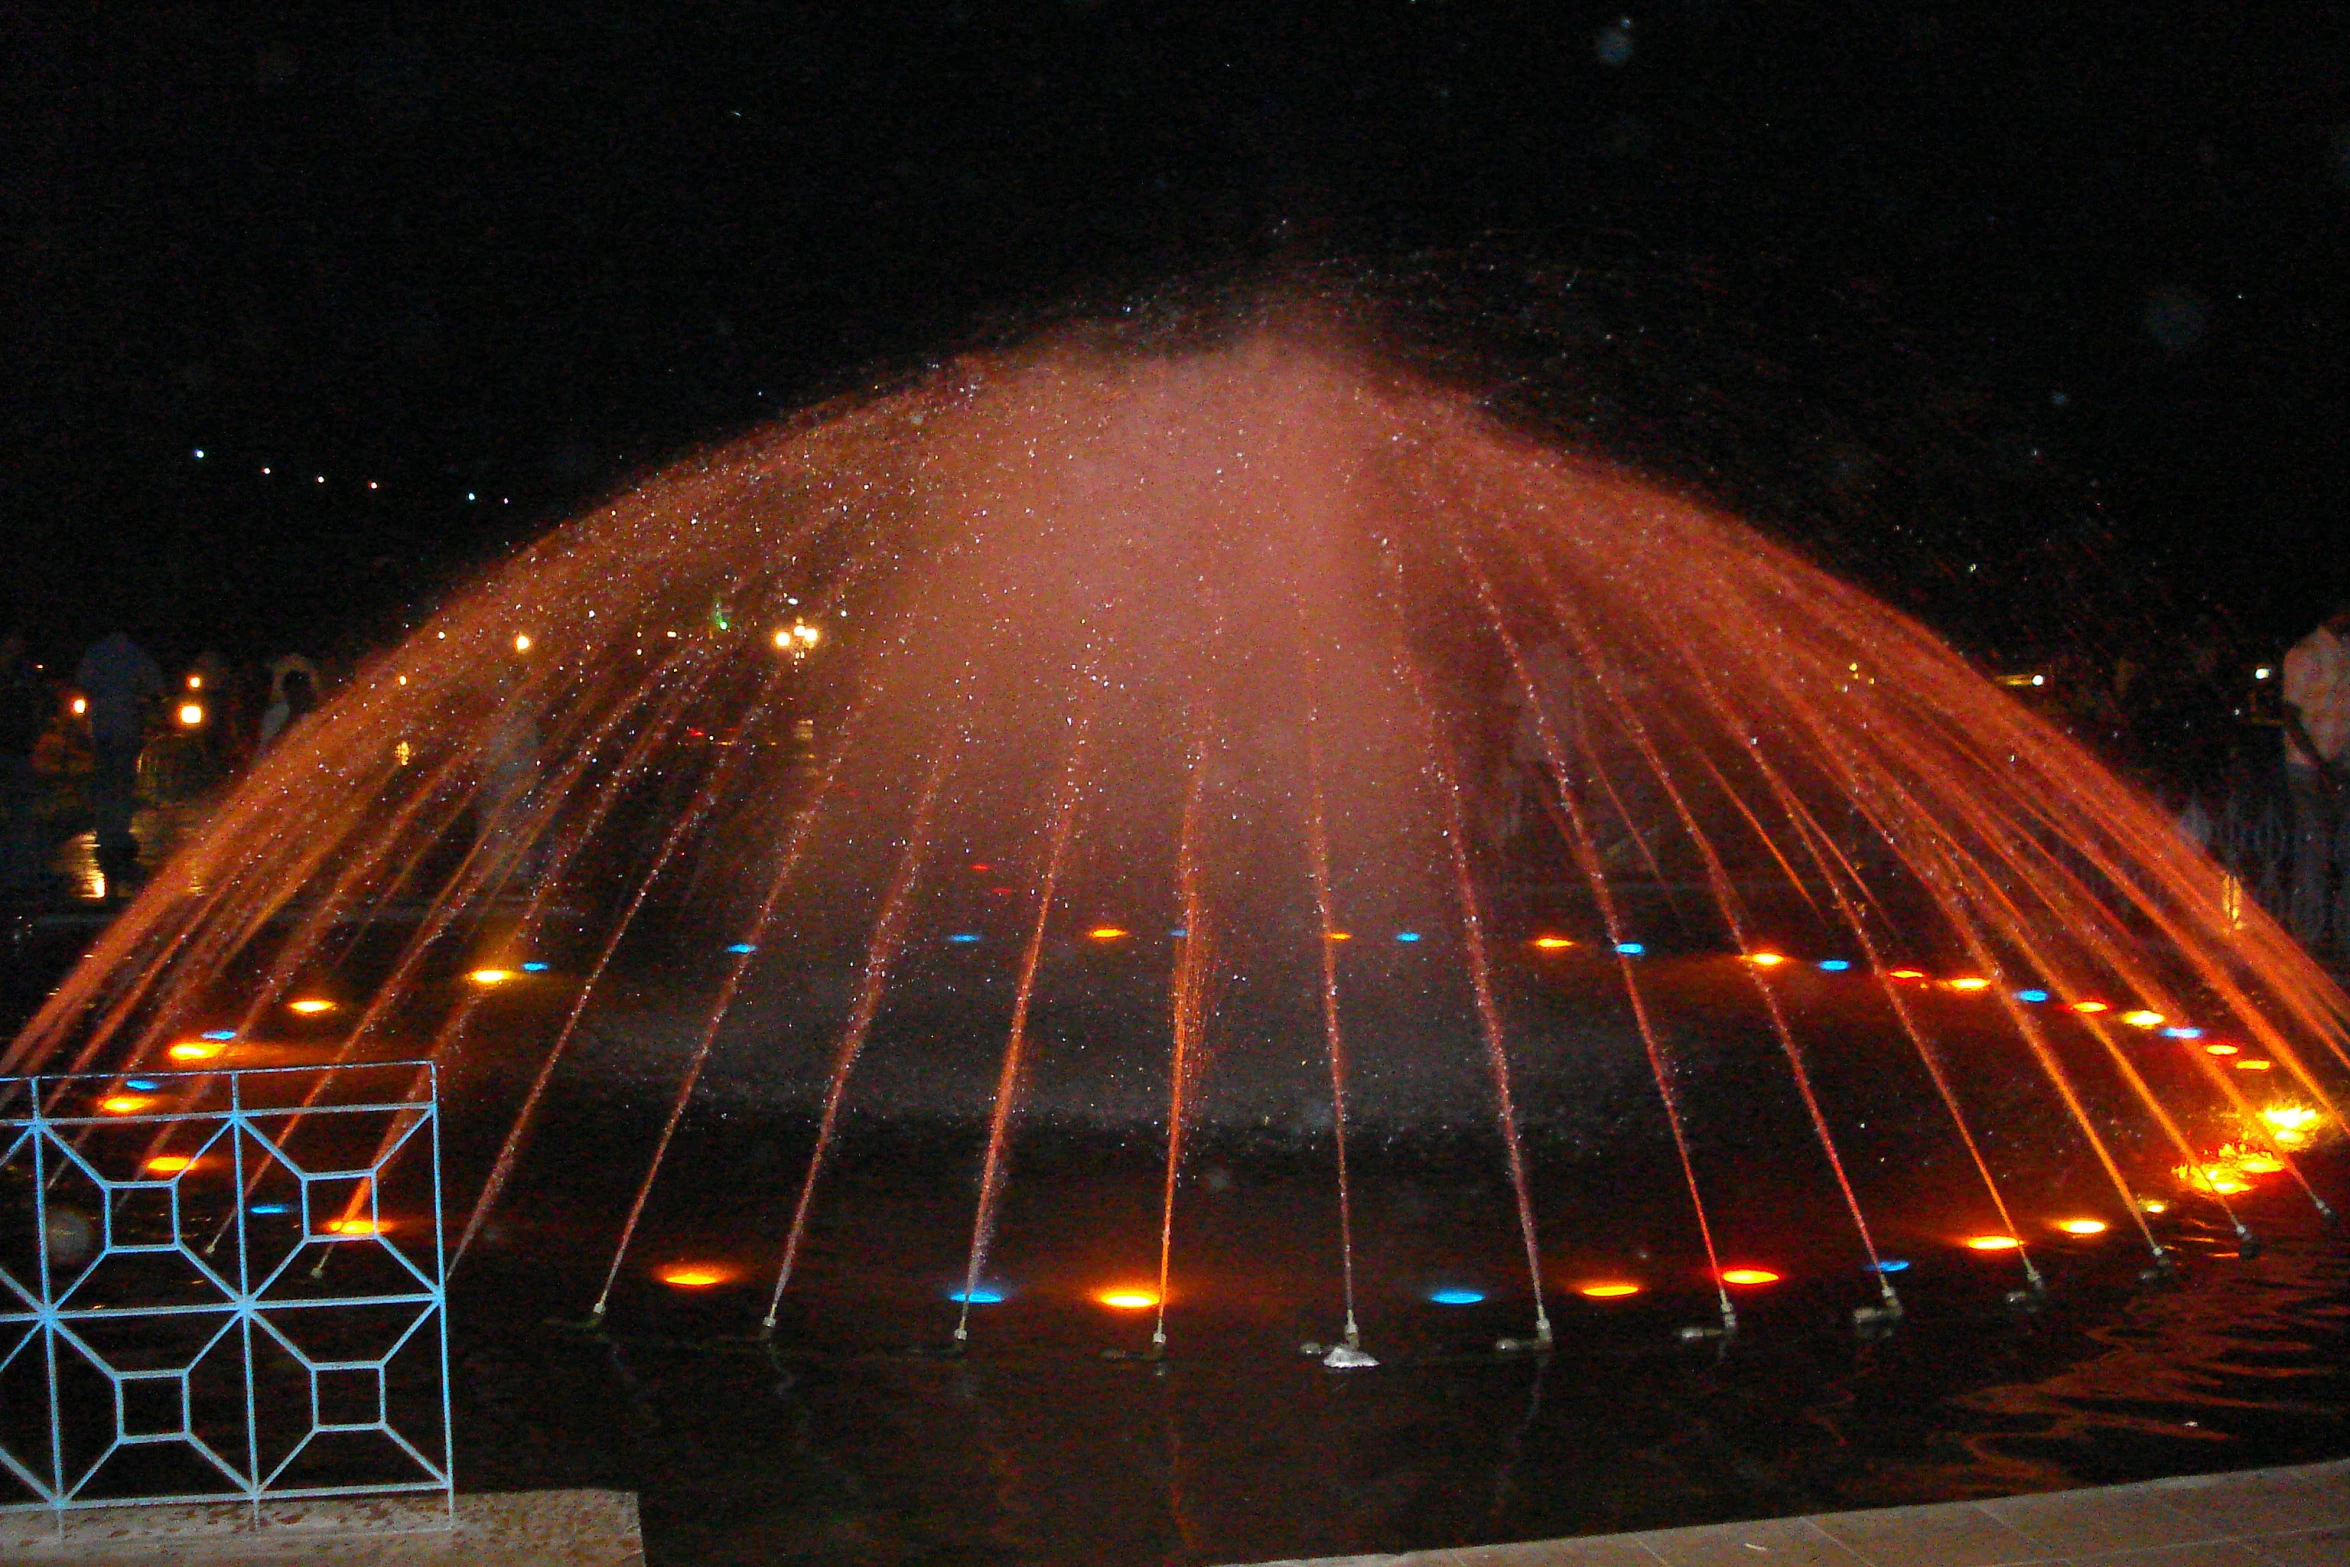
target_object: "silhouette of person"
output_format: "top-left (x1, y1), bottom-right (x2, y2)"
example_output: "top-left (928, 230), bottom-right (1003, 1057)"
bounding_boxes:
top-left (257, 658), bottom-right (319, 751)
top-left (73, 629), bottom-right (163, 894)
top-left (2282, 598), bottom-right (2350, 952)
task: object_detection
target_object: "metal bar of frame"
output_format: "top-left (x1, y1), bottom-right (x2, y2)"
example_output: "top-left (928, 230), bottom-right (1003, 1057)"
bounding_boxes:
top-left (0, 1062), bottom-right (452, 1521)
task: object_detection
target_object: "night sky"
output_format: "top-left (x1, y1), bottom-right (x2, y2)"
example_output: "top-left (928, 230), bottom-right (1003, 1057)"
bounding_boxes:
top-left (9, 2), bottom-right (2348, 674)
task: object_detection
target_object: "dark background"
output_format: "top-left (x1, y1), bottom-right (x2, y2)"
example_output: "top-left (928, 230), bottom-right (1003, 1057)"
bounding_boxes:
top-left (6, 1), bottom-right (2346, 682)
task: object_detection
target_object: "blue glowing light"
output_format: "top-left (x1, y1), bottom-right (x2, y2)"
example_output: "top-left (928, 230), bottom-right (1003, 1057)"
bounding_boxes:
top-left (201, 1030), bottom-right (235, 1041)
top-left (1428, 1288), bottom-right (1485, 1305)
top-left (948, 933), bottom-right (982, 944)
top-left (2162, 1026), bottom-right (2203, 1039)
top-left (948, 1288), bottom-right (1005, 1304)
top-left (250, 1204), bottom-right (291, 1216)
top-left (1865, 1259), bottom-right (1912, 1274)
top-left (521, 962), bottom-right (549, 972)
top-left (2016, 989), bottom-right (2050, 1003)
top-left (725, 942), bottom-right (757, 954)
top-left (1817, 959), bottom-right (1852, 972)
top-left (1395, 931), bottom-right (1422, 943)
top-left (1169, 927), bottom-right (1187, 938)
top-left (1614, 942), bottom-right (1645, 956)
top-left (125, 1079), bottom-right (160, 1091)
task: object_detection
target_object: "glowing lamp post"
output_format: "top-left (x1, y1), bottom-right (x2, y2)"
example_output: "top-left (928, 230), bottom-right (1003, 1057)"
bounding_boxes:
top-left (176, 702), bottom-right (205, 728)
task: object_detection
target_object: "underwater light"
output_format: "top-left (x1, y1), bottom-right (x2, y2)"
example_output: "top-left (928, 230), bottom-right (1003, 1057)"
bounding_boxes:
top-left (1865, 1259), bottom-right (1912, 1274)
top-left (1326, 930), bottom-right (1352, 941)
top-left (947, 933), bottom-right (982, 944)
top-left (1948, 976), bottom-right (1991, 992)
top-left (1886, 968), bottom-right (1926, 980)
top-left (2235, 1153), bottom-right (2286, 1175)
top-left (1614, 942), bottom-right (1645, 956)
top-left (2234, 1059), bottom-right (2273, 1071)
top-left (1746, 952), bottom-right (1787, 967)
top-left (1395, 931), bottom-right (1422, 943)
top-left (1720, 1268), bottom-right (1780, 1286)
top-left (200, 1030), bottom-right (235, 1041)
top-left (143, 1155), bottom-right (194, 1175)
top-left (250, 1204), bottom-right (290, 1216)
top-left (947, 1288), bottom-right (1005, 1304)
top-left (1428, 1288), bottom-right (1484, 1305)
top-left (320, 1218), bottom-right (383, 1237)
top-left (467, 968), bottom-right (516, 986)
top-left (1965, 1235), bottom-right (2021, 1251)
top-left (98, 1095), bottom-right (152, 1115)
top-left (169, 1041), bottom-right (224, 1061)
top-left (1087, 927), bottom-right (1128, 940)
top-left (2015, 989), bottom-right (2049, 1003)
top-left (125, 1078), bottom-right (160, 1091)
top-left (1531, 936), bottom-right (1574, 950)
top-left (1096, 1288), bottom-right (1159, 1310)
top-left (2162, 1026), bottom-right (2204, 1039)
top-left (2262, 1106), bottom-right (2320, 1133)
top-left (1817, 959), bottom-right (1851, 972)
top-left (725, 942), bottom-right (757, 954)
top-left (287, 998), bottom-right (335, 1015)
top-left (2204, 1043), bottom-right (2240, 1056)
top-left (512, 632), bottom-right (533, 654)
top-left (521, 962), bottom-right (550, 972)
top-left (2140, 1199), bottom-right (2170, 1215)
top-left (2055, 1219), bottom-right (2108, 1236)
top-left (1577, 1282), bottom-right (1642, 1299)
top-left (657, 1264), bottom-right (731, 1288)
top-left (2068, 1000), bottom-right (2109, 1013)
top-left (2121, 1010), bottom-right (2166, 1029)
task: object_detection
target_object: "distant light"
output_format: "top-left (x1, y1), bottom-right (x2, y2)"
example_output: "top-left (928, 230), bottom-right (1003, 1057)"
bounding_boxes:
top-left (1088, 927), bottom-right (1129, 941)
top-left (1865, 1259), bottom-right (1911, 1274)
top-left (1096, 1288), bottom-right (1159, 1310)
top-left (725, 942), bottom-right (757, 954)
top-left (1531, 936), bottom-right (1574, 950)
top-left (1720, 1268), bottom-right (1780, 1286)
top-left (200, 1029), bottom-right (236, 1041)
top-left (1577, 1282), bottom-right (1642, 1299)
top-left (367, 480), bottom-right (378, 490)
top-left (2069, 1000), bottom-right (2109, 1014)
top-left (192, 448), bottom-right (205, 459)
top-left (947, 933), bottom-right (982, 944)
top-left (176, 702), bottom-right (205, 727)
top-left (465, 492), bottom-right (476, 501)
top-left (2234, 1059), bottom-right (2274, 1071)
top-left (2032, 674), bottom-right (2045, 686)
top-left (261, 466), bottom-right (271, 475)
top-left (144, 1156), bottom-right (194, 1176)
top-left (1965, 1235), bottom-right (2021, 1251)
top-left (287, 998), bottom-right (335, 1015)
top-left (2016, 989), bottom-right (2050, 1003)
top-left (1817, 959), bottom-right (1851, 972)
top-left (70, 696), bottom-right (87, 717)
top-left (99, 1095), bottom-right (152, 1115)
top-left (168, 1041), bottom-right (223, 1062)
top-left (512, 632), bottom-right (533, 654)
top-left (793, 623), bottom-right (821, 647)
top-left (657, 1264), bottom-right (730, 1288)
top-left (1168, 928), bottom-right (1187, 938)
top-left (1747, 952), bottom-right (1787, 968)
top-left (2162, 1026), bottom-right (2204, 1039)
top-left (1887, 968), bottom-right (1927, 980)
top-left (947, 1288), bottom-right (1005, 1304)
top-left (2255, 666), bottom-right (2274, 680)
top-left (250, 1203), bottom-right (291, 1216)
top-left (521, 961), bottom-right (550, 972)
top-left (772, 628), bottom-right (793, 650)
top-left (186, 673), bottom-right (203, 690)
top-left (2055, 1219), bottom-right (2108, 1236)
top-left (2121, 1010), bottom-right (2166, 1029)
top-left (1948, 976), bottom-right (1991, 992)
top-left (468, 968), bottom-right (516, 986)
top-left (1395, 931), bottom-right (1422, 943)
top-left (2204, 1042), bottom-right (2240, 1056)
top-left (1428, 1288), bottom-right (1484, 1305)
top-left (1614, 942), bottom-right (1645, 956)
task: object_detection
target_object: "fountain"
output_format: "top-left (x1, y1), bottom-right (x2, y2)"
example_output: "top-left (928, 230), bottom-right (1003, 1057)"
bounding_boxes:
top-left (7, 303), bottom-right (2348, 1392)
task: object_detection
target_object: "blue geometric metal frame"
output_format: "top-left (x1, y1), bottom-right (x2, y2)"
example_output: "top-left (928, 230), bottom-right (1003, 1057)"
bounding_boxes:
top-left (0, 1062), bottom-right (451, 1515)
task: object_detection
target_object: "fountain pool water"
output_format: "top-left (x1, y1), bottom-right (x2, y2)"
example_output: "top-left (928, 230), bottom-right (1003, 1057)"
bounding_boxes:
top-left (6, 307), bottom-right (2350, 1561)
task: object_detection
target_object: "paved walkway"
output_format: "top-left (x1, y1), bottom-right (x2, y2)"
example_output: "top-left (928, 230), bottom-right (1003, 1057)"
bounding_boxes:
top-left (0, 1489), bottom-right (643, 1565)
top-left (1246, 1460), bottom-right (2350, 1567)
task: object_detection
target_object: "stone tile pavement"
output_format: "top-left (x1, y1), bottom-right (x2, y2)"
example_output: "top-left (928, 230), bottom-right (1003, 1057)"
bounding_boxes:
top-left (1241, 1460), bottom-right (2350, 1567)
top-left (0, 1488), bottom-right (643, 1565)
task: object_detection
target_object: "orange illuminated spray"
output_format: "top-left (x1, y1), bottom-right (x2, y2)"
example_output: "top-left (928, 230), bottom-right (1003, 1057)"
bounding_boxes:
top-left (1296, 636), bottom-right (1362, 1350)
top-left (956, 698), bottom-right (1094, 1343)
top-left (1150, 736), bottom-right (1214, 1352)
top-left (761, 727), bottom-right (961, 1331)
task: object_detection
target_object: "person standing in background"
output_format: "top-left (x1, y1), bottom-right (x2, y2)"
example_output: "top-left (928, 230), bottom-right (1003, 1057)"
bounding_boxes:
top-left (2282, 599), bottom-right (2350, 954)
top-left (74, 629), bottom-right (163, 895)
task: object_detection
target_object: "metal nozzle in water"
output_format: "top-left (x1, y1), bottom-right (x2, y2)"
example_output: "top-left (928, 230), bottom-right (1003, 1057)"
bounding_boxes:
top-left (2234, 1224), bottom-right (2264, 1261)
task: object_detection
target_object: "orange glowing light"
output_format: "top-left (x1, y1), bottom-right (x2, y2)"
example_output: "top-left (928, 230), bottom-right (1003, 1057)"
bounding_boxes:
top-left (1746, 952), bottom-right (1787, 968)
top-left (2121, 1010), bottom-right (2166, 1029)
top-left (1096, 1288), bottom-right (1160, 1310)
top-left (1530, 936), bottom-right (1574, 950)
top-left (2235, 1154), bottom-right (2286, 1175)
top-left (656, 1264), bottom-right (731, 1287)
top-left (99, 1095), bottom-right (152, 1115)
top-left (1720, 1268), bottom-right (1780, 1286)
top-left (512, 632), bottom-right (533, 654)
top-left (187, 673), bottom-right (203, 691)
top-left (1886, 968), bottom-right (1927, 980)
top-left (1577, 1282), bottom-right (1643, 1298)
top-left (2203, 1042), bottom-right (2239, 1055)
top-left (287, 998), bottom-right (336, 1015)
top-left (2234, 1059), bottom-right (2273, 1071)
top-left (2140, 1199), bottom-right (2171, 1215)
top-left (2069, 1000), bottom-right (2110, 1014)
top-left (321, 1218), bottom-right (383, 1236)
top-left (467, 968), bottom-right (516, 986)
top-left (168, 1040), bottom-right (225, 1061)
top-left (1947, 976), bottom-right (1991, 992)
top-left (2206, 1177), bottom-right (2251, 1195)
top-left (2262, 1106), bottom-right (2321, 1135)
top-left (144, 1156), bottom-right (194, 1175)
top-left (1326, 930), bottom-right (1353, 941)
top-left (70, 696), bottom-right (87, 716)
top-left (2054, 1219), bottom-right (2108, 1236)
top-left (175, 702), bottom-right (205, 727)
top-left (1966, 1235), bottom-right (2021, 1251)
top-left (1086, 927), bottom-right (1128, 941)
